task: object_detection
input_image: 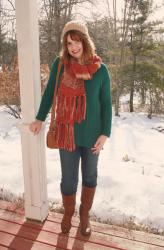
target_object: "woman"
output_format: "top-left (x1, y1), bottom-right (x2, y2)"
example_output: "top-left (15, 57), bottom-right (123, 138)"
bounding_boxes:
top-left (29, 20), bottom-right (112, 236)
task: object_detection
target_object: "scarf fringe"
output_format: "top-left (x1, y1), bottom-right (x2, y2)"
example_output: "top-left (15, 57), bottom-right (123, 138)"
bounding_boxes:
top-left (56, 93), bottom-right (86, 124)
top-left (54, 122), bottom-right (75, 151)
top-left (54, 94), bottom-right (86, 152)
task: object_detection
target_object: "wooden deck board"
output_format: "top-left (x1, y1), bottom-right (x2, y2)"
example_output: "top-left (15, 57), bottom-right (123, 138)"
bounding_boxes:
top-left (48, 213), bottom-right (164, 248)
top-left (0, 201), bottom-right (164, 250)
top-left (0, 231), bottom-right (59, 250)
top-left (0, 245), bottom-right (9, 250)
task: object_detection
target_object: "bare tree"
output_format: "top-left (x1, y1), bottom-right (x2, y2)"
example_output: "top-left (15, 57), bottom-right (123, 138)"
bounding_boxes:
top-left (39, 0), bottom-right (94, 65)
top-left (108, 0), bottom-right (134, 116)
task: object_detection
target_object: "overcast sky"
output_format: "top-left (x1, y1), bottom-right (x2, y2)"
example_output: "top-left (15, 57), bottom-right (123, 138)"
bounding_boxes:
top-left (74, 0), bottom-right (164, 22)
top-left (2, 0), bottom-right (164, 39)
top-left (3, 0), bottom-right (164, 21)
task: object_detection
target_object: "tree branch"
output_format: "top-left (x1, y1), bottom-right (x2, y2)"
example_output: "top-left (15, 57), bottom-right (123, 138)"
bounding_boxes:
top-left (6, 0), bottom-right (15, 11)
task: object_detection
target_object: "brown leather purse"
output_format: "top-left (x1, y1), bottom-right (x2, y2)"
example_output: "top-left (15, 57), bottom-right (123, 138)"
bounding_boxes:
top-left (46, 60), bottom-right (62, 149)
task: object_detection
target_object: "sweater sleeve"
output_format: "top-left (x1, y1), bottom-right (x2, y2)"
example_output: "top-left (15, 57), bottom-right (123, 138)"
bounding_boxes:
top-left (100, 64), bottom-right (112, 137)
top-left (36, 57), bottom-right (60, 121)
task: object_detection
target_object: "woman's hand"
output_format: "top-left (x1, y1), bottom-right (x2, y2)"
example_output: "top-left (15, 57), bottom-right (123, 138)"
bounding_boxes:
top-left (29, 120), bottom-right (43, 135)
top-left (91, 135), bottom-right (108, 154)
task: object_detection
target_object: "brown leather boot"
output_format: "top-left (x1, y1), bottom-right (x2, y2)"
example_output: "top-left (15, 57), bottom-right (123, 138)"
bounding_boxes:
top-left (61, 193), bottom-right (76, 234)
top-left (79, 186), bottom-right (96, 236)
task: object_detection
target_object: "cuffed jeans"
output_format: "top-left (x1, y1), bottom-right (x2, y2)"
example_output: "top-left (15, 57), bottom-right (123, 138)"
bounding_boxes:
top-left (59, 146), bottom-right (99, 195)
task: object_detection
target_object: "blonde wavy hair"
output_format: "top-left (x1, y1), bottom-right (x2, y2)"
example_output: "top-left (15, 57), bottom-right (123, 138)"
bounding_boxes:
top-left (60, 30), bottom-right (96, 63)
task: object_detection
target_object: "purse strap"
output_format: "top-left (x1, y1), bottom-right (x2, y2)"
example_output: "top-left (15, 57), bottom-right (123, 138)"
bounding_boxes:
top-left (49, 60), bottom-right (62, 130)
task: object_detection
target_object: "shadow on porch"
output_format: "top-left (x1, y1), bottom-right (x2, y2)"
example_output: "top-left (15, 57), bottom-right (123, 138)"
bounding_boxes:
top-left (0, 200), bottom-right (164, 250)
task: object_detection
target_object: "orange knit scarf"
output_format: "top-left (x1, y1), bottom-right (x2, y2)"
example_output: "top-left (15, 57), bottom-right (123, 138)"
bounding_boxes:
top-left (54, 54), bottom-right (102, 151)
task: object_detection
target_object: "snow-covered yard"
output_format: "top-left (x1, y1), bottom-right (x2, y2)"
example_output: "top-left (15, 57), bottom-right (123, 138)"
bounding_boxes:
top-left (0, 105), bottom-right (164, 232)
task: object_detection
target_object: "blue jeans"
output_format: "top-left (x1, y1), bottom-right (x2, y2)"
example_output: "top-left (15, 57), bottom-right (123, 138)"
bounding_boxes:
top-left (59, 146), bottom-right (99, 195)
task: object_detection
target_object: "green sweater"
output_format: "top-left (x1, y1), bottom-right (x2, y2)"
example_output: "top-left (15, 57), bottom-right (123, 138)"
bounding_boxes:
top-left (36, 57), bottom-right (112, 148)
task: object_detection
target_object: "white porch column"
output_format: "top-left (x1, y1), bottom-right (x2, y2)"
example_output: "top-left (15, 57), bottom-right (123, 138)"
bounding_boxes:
top-left (15, 0), bottom-right (48, 221)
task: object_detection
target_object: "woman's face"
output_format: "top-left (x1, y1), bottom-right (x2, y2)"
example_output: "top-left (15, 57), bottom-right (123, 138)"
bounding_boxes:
top-left (66, 34), bottom-right (83, 61)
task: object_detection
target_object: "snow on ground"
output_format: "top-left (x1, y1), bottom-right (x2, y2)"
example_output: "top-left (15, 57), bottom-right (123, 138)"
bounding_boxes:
top-left (0, 105), bottom-right (164, 231)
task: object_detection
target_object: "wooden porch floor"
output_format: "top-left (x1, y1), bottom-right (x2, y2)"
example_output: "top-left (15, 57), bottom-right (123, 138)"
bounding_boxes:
top-left (0, 201), bottom-right (164, 250)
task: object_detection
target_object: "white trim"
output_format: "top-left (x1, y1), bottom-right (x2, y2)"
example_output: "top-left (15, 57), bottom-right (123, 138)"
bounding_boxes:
top-left (15, 0), bottom-right (48, 221)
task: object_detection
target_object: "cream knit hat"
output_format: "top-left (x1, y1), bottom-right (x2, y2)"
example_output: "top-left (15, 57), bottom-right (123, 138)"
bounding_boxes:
top-left (61, 20), bottom-right (89, 41)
